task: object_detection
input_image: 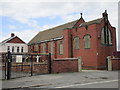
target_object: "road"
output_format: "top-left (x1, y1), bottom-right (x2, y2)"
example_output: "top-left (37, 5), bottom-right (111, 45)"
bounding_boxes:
top-left (54, 80), bottom-right (118, 88)
top-left (2, 70), bottom-right (119, 89)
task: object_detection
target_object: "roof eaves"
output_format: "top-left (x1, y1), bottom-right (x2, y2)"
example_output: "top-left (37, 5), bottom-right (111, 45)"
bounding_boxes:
top-left (28, 36), bottom-right (63, 45)
top-left (0, 36), bottom-right (16, 45)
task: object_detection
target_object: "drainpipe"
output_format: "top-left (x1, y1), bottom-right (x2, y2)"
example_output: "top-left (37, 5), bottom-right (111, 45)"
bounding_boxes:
top-left (71, 34), bottom-right (73, 58)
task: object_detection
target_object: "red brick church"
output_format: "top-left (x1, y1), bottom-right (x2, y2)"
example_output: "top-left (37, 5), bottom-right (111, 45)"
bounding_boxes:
top-left (28, 10), bottom-right (116, 70)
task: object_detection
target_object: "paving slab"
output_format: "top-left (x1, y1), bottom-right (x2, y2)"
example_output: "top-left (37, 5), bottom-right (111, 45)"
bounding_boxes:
top-left (2, 70), bottom-right (119, 89)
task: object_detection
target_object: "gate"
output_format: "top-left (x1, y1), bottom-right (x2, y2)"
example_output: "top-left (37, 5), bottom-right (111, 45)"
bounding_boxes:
top-left (1, 52), bottom-right (51, 80)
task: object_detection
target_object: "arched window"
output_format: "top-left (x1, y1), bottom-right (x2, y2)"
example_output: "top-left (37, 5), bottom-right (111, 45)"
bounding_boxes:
top-left (84, 35), bottom-right (91, 49)
top-left (101, 27), bottom-right (112, 45)
top-left (108, 28), bottom-right (112, 45)
top-left (50, 42), bottom-right (53, 54)
top-left (74, 37), bottom-right (80, 50)
top-left (101, 28), bottom-right (105, 44)
top-left (59, 41), bottom-right (63, 55)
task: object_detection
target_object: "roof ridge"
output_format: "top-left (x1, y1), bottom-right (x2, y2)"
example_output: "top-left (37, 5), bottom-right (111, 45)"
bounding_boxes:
top-left (38, 19), bottom-right (78, 33)
top-left (79, 18), bottom-right (103, 27)
top-left (28, 17), bottom-right (103, 44)
top-left (0, 36), bottom-right (16, 45)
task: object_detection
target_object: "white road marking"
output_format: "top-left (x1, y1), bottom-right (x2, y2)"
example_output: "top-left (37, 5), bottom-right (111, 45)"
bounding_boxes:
top-left (55, 80), bottom-right (118, 88)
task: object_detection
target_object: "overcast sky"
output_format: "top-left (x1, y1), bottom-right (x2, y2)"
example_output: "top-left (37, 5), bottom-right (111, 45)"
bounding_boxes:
top-left (0, 0), bottom-right (119, 50)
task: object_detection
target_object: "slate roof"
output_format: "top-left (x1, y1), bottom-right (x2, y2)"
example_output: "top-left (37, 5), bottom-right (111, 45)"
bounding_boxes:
top-left (28, 18), bottom-right (103, 45)
top-left (79, 18), bottom-right (103, 27)
top-left (28, 20), bottom-right (78, 44)
top-left (0, 36), bottom-right (16, 45)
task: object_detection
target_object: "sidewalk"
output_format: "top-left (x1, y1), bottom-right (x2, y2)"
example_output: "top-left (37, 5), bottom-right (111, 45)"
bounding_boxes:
top-left (2, 70), bottom-right (118, 89)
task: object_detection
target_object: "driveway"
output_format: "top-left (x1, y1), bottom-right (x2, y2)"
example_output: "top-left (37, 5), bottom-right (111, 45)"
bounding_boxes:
top-left (2, 70), bottom-right (119, 89)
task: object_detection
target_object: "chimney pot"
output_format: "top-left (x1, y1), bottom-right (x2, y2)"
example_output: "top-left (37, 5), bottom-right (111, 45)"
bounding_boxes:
top-left (11, 33), bottom-right (15, 37)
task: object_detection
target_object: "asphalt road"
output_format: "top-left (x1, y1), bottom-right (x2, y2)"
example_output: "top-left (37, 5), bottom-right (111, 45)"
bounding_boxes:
top-left (54, 80), bottom-right (118, 88)
top-left (2, 70), bottom-right (119, 89)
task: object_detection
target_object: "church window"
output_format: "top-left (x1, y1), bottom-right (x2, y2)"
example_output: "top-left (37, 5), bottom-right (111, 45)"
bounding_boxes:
top-left (59, 41), bottom-right (63, 55)
top-left (74, 37), bottom-right (80, 50)
top-left (50, 42), bottom-right (53, 54)
top-left (101, 27), bottom-right (112, 45)
top-left (84, 35), bottom-right (91, 49)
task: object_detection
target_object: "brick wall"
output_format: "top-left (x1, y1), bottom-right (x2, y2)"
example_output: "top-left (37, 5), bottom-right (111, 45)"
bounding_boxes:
top-left (52, 58), bottom-right (78, 73)
top-left (10, 62), bottom-right (48, 74)
top-left (112, 58), bottom-right (120, 70)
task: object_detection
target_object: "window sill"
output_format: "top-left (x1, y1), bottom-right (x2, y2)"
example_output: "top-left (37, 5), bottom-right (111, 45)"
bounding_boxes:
top-left (84, 48), bottom-right (90, 49)
top-left (101, 44), bottom-right (113, 46)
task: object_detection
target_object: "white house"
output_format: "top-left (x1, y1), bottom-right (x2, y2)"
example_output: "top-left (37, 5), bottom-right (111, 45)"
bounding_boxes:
top-left (0, 33), bottom-right (28, 53)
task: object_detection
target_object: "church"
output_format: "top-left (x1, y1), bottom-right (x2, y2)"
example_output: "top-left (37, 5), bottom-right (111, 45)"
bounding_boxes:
top-left (28, 10), bottom-right (116, 70)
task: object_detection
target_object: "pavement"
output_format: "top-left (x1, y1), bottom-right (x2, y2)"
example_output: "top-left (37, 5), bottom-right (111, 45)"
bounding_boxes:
top-left (1, 70), bottom-right (119, 89)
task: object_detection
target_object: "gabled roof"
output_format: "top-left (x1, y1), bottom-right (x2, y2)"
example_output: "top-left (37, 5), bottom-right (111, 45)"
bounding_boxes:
top-left (28, 20), bottom-right (78, 44)
top-left (0, 36), bottom-right (26, 45)
top-left (79, 18), bottom-right (103, 27)
top-left (0, 36), bottom-right (16, 45)
top-left (28, 18), bottom-right (103, 45)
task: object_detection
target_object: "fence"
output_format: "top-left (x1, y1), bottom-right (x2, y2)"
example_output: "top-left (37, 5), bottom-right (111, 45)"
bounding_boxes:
top-left (1, 52), bottom-right (51, 80)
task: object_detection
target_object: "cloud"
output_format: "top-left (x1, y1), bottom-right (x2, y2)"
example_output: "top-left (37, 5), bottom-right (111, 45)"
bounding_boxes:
top-left (0, 0), bottom-right (119, 2)
top-left (8, 25), bottom-right (17, 30)
top-left (0, 2), bottom-right (118, 29)
top-left (0, 23), bottom-right (62, 43)
top-left (0, 1), bottom-right (119, 50)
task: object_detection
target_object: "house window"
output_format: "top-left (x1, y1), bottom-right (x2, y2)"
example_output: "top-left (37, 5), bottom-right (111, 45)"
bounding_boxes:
top-left (74, 37), bottom-right (80, 50)
top-left (21, 47), bottom-right (23, 53)
top-left (50, 42), bottom-right (53, 54)
top-left (101, 27), bottom-right (112, 45)
top-left (7, 46), bottom-right (10, 51)
top-left (12, 46), bottom-right (14, 52)
top-left (59, 41), bottom-right (63, 55)
top-left (17, 47), bottom-right (19, 53)
top-left (84, 35), bottom-right (91, 49)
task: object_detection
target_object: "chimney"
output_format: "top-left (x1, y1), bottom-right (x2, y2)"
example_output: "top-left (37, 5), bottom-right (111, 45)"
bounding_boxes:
top-left (11, 33), bottom-right (15, 37)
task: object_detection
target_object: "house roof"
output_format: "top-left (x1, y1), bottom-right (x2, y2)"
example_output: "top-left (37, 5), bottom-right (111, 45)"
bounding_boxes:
top-left (28, 18), bottom-right (103, 45)
top-left (0, 35), bottom-right (26, 45)
top-left (0, 36), bottom-right (16, 45)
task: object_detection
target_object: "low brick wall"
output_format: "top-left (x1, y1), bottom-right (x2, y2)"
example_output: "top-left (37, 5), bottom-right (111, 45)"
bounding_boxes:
top-left (10, 62), bottom-right (48, 74)
top-left (1, 58), bottom-right (79, 74)
top-left (52, 58), bottom-right (78, 73)
top-left (112, 58), bottom-right (120, 70)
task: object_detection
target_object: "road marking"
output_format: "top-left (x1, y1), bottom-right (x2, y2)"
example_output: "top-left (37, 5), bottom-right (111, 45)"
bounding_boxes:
top-left (55, 80), bottom-right (118, 88)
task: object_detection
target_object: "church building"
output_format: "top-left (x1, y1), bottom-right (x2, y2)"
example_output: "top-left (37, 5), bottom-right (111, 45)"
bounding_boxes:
top-left (28, 10), bottom-right (116, 70)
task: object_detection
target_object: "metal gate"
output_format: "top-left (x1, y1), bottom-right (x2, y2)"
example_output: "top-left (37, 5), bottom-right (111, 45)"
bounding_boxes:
top-left (1, 51), bottom-right (51, 80)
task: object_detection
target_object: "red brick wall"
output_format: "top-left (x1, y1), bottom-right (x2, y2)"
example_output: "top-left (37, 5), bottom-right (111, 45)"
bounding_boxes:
top-left (97, 20), bottom-right (116, 70)
top-left (71, 24), bottom-right (98, 70)
top-left (28, 18), bottom-right (116, 70)
top-left (52, 58), bottom-right (78, 73)
top-left (10, 62), bottom-right (48, 74)
top-left (63, 29), bottom-right (72, 58)
top-left (112, 59), bottom-right (120, 70)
